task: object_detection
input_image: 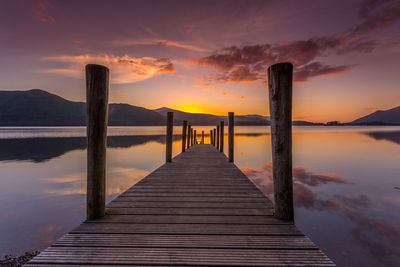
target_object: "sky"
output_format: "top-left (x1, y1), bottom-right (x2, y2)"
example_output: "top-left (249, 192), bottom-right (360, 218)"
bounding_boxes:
top-left (0, 0), bottom-right (399, 122)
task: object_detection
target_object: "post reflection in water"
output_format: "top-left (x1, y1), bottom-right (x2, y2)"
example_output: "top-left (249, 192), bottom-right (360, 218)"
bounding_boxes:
top-left (0, 126), bottom-right (399, 267)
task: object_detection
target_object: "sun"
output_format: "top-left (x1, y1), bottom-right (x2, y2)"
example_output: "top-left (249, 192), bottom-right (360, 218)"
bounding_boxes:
top-left (176, 104), bottom-right (209, 114)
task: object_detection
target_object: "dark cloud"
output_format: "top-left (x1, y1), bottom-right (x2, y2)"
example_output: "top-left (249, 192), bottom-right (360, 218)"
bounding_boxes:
top-left (196, 36), bottom-right (374, 83)
top-left (294, 62), bottom-right (352, 82)
top-left (350, 0), bottom-right (400, 36)
top-left (30, 0), bottom-right (55, 23)
top-left (196, 0), bottom-right (400, 85)
top-left (214, 66), bottom-right (261, 83)
top-left (198, 44), bottom-right (272, 71)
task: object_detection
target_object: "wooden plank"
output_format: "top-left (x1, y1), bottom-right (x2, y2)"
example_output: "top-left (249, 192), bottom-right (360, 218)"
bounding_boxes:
top-left (120, 192), bottom-right (265, 197)
top-left (54, 234), bottom-right (316, 249)
top-left (128, 187), bottom-right (261, 192)
top-left (113, 196), bottom-right (271, 203)
top-left (72, 223), bottom-right (303, 235)
top-left (28, 247), bottom-right (334, 266)
top-left (105, 207), bottom-right (273, 216)
top-left (107, 201), bottom-right (273, 209)
top-left (93, 214), bottom-right (286, 224)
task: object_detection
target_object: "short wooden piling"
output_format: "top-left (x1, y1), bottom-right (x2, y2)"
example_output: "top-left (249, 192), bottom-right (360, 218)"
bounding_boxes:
top-left (86, 64), bottom-right (109, 221)
top-left (201, 130), bottom-right (204, 144)
top-left (190, 128), bottom-right (194, 146)
top-left (194, 130), bottom-right (197, 145)
top-left (166, 112), bottom-right (173, 163)
top-left (220, 121), bottom-right (224, 152)
top-left (213, 128), bottom-right (216, 146)
top-left (210, 130), bottom-right (213, 144)
top-left (182, 120), bottom-right (187, 152)
top-left (216, 125), bottom-right (220, 149)
top-left (268, 62), bottom-right (294, 222)
top-left (187, 125), bottom-right (191, 148)
top-left (228, 112), bottom-right (234, 162)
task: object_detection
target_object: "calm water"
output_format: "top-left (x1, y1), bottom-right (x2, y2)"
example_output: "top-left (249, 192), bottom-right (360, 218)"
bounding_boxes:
top-left (0, 126), bottom-right (399, 266)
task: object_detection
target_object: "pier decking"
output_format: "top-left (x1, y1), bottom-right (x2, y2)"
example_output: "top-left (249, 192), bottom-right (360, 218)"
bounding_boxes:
top-left (27, 144), bottom-right (334, 266)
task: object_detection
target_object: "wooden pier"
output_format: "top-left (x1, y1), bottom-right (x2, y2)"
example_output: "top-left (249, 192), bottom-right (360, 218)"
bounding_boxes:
top-left (27, 144), bottom-right (333, 266)
top-left (26, 62), bottom-right (334, 266)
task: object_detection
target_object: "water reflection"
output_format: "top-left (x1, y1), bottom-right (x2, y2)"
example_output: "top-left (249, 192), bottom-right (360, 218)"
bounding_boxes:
top-left (363, 131), bottom-right (400, 145)
top-left (242, 163), bottom-right (400, 266)
top-left (0, 135), bottom-right (181, 162)
top-left (0, 126), bottom-right (399, 267)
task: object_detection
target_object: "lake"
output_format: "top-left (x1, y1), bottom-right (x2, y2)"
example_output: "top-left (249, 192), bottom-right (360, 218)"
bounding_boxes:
top-left (0, 126), bottom-right (399, 266)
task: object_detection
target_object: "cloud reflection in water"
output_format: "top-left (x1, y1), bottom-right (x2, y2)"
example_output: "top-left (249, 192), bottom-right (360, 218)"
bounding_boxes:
top-left (241, 163), bottom-right (400, 266)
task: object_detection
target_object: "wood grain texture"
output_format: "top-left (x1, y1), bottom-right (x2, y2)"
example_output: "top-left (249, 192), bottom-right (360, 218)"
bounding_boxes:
top-left (268, 62), bottom-right (294, 221)
top-left (228, 112), bottom-right (234, 162)
top-left (26, 144), bottom-right (334, 266)
top-left (85, 64), bottom-right (109, 220)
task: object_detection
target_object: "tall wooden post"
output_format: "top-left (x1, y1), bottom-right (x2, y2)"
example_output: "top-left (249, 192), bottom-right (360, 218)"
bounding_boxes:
top-left (187, 125), bottom-right (191, 148)
top-left (86, 64), bottom-right (109, 220)
top-left (166, 112), bottom-right (173, 163)
top-left (210, 130), bottom-right (213, 144)
top-left (213, 129), bottom-right (216, 146)
top-left (182, 120), bottom-right (187, 152)
top-left (194, 130), bottom-right (197, 145)
top-left (201, 130), bottom-right (204, 144)
top-left (268, 62), bottom-right (294, 222)
top-left (228, 112), bottom-right (234, 162)
top-left (219, 121), bottom-right (224, 152)
top-left (216, 125), bottom-right (220, 149)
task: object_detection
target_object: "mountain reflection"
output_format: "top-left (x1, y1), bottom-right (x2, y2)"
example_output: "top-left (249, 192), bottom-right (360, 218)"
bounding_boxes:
top-left (241, 164), bottom-right (400, 266)
top-left (363, 131), bottom-right (400, 145)
top-left (0, 135), bottom-right (182, 162)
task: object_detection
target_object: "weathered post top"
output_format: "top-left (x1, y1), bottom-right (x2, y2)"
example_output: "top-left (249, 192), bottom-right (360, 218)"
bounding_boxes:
top-left (228, 112), bottom-right (234, 162)
top-left (166, 112), bottom-right (173, 163)
top-left (86, 64), bottom-right (109, 221)
top-left (268, 62), bottom-right (294, 222)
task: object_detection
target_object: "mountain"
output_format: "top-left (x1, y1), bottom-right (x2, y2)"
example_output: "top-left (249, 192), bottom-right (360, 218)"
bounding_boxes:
top-left (0, 89), bottom-right (319, 126)
top-left (154, 107), bottom-right (270, 125)
top-left (108, 104), bottom-right (164, 126)
top-left (351, 106), bottom-right (400, 125)
top-left (0, 89), bottom-right (164, 126)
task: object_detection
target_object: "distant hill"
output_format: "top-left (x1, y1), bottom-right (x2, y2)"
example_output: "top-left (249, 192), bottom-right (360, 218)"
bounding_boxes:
top-left (0, 89), bottom-right (320, 126)
top-left (0, 89), bottom-right (164, 126)
top-left (154, 107), bottom-right (270, 125)
top-left (351, 106), bottom-right (400, 125)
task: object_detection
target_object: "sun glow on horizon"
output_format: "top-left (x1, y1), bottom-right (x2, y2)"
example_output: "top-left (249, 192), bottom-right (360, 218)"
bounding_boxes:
top-left (175, 103), bottom-right (218, 115)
